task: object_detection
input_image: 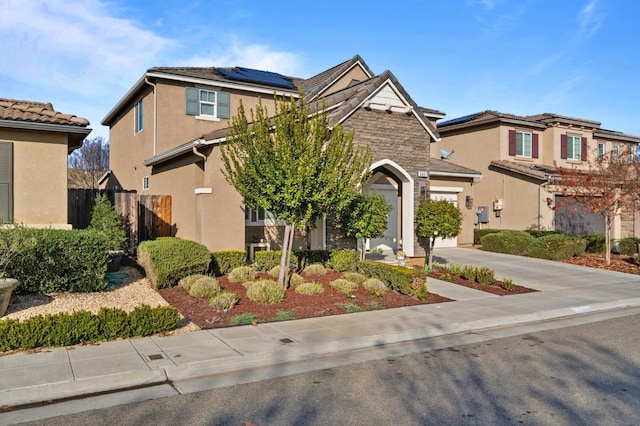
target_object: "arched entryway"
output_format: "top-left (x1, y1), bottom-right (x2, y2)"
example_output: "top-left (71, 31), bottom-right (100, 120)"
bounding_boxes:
top-left (365, 159), bottom-right (415, 257)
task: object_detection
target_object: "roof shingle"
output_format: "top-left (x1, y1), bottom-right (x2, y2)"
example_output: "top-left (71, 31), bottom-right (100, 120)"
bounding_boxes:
top-left (0, 98), bottom-right (90, 127)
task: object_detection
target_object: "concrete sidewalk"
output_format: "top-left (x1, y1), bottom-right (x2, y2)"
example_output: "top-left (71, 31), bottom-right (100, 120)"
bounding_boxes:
top-left (2, 248), bottom-right (640, 423)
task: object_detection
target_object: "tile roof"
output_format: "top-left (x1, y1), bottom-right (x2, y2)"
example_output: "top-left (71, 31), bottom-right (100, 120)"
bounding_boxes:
top-left (302, 54), bottom-right (374, 99)
top-left (489, 160), bottom-right (554, 181)
top-left (0, 98), bottom-right (89, 127)
top-left (430, 158), bottom-right (481, 176)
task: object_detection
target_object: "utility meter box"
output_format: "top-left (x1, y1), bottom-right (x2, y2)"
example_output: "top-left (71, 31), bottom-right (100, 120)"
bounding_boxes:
top-left (477, 206), bottom-right (489, 223)
top-left (493, 198), bottom-right (504, 211)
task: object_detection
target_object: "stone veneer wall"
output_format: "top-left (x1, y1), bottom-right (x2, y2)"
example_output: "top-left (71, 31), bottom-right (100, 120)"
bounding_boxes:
top-left (325, 108), bottom-right (432, 256)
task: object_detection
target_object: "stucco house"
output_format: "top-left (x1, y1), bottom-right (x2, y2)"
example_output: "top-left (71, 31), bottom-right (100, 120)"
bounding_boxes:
top-left (103, 55), bottom-right (476, 257)
top-left (435, 111), bottom-right (640, 240)
top-left (0, 98), bottom-right (91, 228)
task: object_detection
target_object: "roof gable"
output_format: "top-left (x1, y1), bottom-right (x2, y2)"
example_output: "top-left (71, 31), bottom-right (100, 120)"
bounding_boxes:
top-left (303, 55), bottom-right (374, 100)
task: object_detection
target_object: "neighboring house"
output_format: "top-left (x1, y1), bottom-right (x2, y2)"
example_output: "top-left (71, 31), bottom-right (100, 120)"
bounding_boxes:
top-left (436, 111), bottom-right (640, 240)
top-left (0, 98), bottom-right (91, 227)
top-left (68, 168), bottom-right (108, 189)
top-left (103, 55), bottom-right (459, 257)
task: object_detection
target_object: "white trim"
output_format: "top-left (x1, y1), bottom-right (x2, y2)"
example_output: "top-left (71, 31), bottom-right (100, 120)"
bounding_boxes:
top-left (314, 60), bottom-right (373, 99)
top-left (368, 159), bottom-right (416, 257)
top-left (0, 119), bottom-right (91, 136)
top-left (430, 186), bottom-right (464, 193)
top-left (195, 187), bottom-right (212, 194)
top-left (430, 171), bottom-right (482, 179)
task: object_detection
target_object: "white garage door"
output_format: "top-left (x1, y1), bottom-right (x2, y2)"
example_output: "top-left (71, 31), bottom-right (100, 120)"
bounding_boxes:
top-left (430, 192), bottom-right (458, 248)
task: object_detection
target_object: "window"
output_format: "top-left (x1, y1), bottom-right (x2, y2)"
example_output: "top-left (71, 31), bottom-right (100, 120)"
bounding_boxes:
top-left (515, 131), bottom-right (532, 157)
top-left (134, 99), bottom-right (143, 134)
top-left (185, 88), bottom-right (230, 119)
top-left (612, 145), bottom-right (619, 161)
top-left (245, 206), bottom-right (284, 226)
top-left (142, 176), bottom-right (149, 190)
top-left (566, 135), bottom-right (582, 160)
top-left (598, 142), bottom-right (605, 159)
top-left (0, 142), bottom-right (13, 222)
top-left (508, 130), bottom-right (538, 158)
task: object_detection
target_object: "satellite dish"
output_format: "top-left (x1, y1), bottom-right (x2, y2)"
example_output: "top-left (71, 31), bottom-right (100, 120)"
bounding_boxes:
top-left (439, 147), bottom-right (455, 160)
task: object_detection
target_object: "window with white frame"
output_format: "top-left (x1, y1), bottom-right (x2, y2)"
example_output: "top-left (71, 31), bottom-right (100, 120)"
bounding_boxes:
top-left (515, 131), bottom-right (532, 157)
top-left (185, 88), bottom-right (230, 119)
top-left (612, 145), bottom-right (620, 160)
top-left (142, 176), bottom-right (149, 190)
top-left (598, 142), bottom-right (605, 159)
top-left (134, 99), bottom-right (143, 134)
top-left (245, 206), bottom-right (284, 226)
top-left (566, 135), bottom-right (582, 160)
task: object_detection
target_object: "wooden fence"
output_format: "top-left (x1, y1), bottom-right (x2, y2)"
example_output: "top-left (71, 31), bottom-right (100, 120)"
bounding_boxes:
top-left (68, 189), bottom-right (172, 252)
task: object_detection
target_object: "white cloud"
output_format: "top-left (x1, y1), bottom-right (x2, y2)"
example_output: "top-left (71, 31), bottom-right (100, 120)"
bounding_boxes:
top-left (578, 0), bottom-right (603, 38)
top-left (182, 36), bottom-right (305, 77)
top-left (0, 0), bottom-right (174, 97)
top-left (467, 0), bottom-right (504, 10)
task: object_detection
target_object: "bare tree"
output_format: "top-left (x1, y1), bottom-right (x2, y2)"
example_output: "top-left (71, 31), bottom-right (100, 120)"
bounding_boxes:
top-left (554, 147), bottom-right (640, 264)
top-left (68, 136), bottom-right (109, 189)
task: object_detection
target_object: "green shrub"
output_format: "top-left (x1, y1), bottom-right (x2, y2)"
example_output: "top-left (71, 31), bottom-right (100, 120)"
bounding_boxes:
top-left (474, 229), bottom-right (502, 245)
top-left (480, 230), bottom-right (535, 255)
top-left (618, 238), bottom-right (640, 256)
top-left (443, 263), bottom-right (463, 275)
top-left (275, 310), bottom-right (295, 321)
top-left (209, 291), bottom-right (240, 312)
top-left (137, 238), bottom-right (211, 289)
top-left (1, 227), bottom-right (109, 295)
top-left (303, 263), bottom-right (327, 276)
top-left (501, 278), bottom-right (515, 292)
top-left (525, 230), bottom-right (568, 238)
top-left (178, 274), bottom-right (207, 292)
top-left (210, 250), bottom-right (246, 275)
top-left (335, 303), bottom-right (363, 313)
top-left (189, 276), bottom-right (221, 299)
top-left (329, 278), bottom-right (358, 295)
top-left (228, 266), bottom-right (257, 283)
top-left (89, 193), bottom-right (127, 251)
top-left (295, 281), bottom-right (325, 296)
top-left (293, 250), bottom-right (331, 268)
top-left (0, 305), bottom-right (179, 351)
top-left (461, 265), bottom-right (478, 282)
top-left (356, 261), bottom-right (427, 298)
top-left (367, 301), bottom-right (381, 309)
top-left (268, 265), bottom-right (285, 279)
top-left (342, 272), bottom-right (366, 284)
top-left (475, 267), bottom-right (495, 285)
top-left (289, 273), bottom-right (304, 287)
top-left (230, 312), bottom-right (258, 325)
top-left (328, 250), bottom-right (360, 272)
top-left (524, 234), bottom-right (587, 260)
top-left (362, 278), bottom-right (388, 295)
top-left (252, 250), bottom-right (282, 271)
top-left (439, 274), bottom-right (454, 282)
top-left (584, 233), bottom-right (606, 253)
top-left (246, 280), bottom-right (286, 304)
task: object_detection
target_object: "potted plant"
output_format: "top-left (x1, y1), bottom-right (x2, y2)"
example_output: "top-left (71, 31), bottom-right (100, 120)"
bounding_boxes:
top-left (89, 193), bottom-right (127, 272)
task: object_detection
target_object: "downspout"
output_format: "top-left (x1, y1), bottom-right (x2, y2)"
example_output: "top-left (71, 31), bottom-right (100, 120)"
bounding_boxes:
top-left (192, 144), bottom-right (207, 163)
top-left (144, 77), bottom-right (157, 156)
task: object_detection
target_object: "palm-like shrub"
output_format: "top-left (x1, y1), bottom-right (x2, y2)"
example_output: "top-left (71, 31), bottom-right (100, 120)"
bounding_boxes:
top-left (295, 282), bottom-right (325, 296)
top-left (228, 266), bottom-right (257, 283)
top-left (209, 291), bottom-right (240, 312)
top-left (246, 280), bottom-right (286, 304)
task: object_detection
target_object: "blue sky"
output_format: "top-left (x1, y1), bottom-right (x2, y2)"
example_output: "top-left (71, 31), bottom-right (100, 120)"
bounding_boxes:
top-left (1, 0), bottom-right (638, 140)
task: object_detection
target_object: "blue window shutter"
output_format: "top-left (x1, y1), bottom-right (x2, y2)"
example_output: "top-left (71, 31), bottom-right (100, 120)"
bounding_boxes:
top-left (0, 142), bottom-right (13, 222)
top-left (218, 91), bottom-right (230, 119)
top-left (186, 87), bottom-right (199, 115)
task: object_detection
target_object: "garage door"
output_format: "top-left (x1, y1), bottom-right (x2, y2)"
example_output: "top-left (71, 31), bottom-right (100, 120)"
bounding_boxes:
top-left (430, 192), bottom-right (458, 248)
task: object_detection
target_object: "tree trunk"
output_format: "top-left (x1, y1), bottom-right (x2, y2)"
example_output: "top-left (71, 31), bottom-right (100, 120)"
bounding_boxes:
top-left (427, 237), bottom-right (435, 269)
top-left (278, 224), bottom-right (291, 288)
top-left (604, 214), bottom-right (611, 265)
top-left (360, 239), bottom-right (366, 261)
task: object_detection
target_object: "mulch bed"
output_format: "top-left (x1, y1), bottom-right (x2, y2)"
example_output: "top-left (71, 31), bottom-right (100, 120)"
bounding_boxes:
top-left (562, 253), bottom-right (640, 274)
top-left (427, 266), bottom-right (538, 296)
top-left (159, 270), bottom-right (453, 329)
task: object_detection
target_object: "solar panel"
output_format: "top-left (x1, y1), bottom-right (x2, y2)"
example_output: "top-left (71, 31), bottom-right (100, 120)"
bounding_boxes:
top-left (438, 112), bottom-right (481, 127)
top-left (217, 67), bottom-right (296, 89)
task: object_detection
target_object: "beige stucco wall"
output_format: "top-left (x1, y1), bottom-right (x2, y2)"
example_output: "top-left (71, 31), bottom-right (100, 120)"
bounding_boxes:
top-left (1, 129), bottom-right (70, 227)
top-left (318, 67), bottom-right (371, 97)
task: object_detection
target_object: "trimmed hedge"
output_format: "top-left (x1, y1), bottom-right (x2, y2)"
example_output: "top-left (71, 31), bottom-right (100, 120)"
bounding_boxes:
top-left (211, 250), bottom-right (246, 275)
top-left (473, 229), bottom-right (502, 245)
top-left (252, 249), bottom-right (359, 272)
top-left (480, 230), bottom-right (535, 255)
top-left (584, 233), bottom-right (606, 253)
top-left (356, 261), bottom-right (428, 299)
top-left (137, 238), bottom-right (211, 289)
top-left (0, 305), bottom-right (180, 352)
top-left (253, 250), bottom-right (282, 271)
top-left (328, 250), bottom-right (360, 272)
top-left (619, 237), bottom-right (640, 256)
top-left (0, 227), bottom-right (109, 295)
top-left (523, 234), bottom-right (586, 260)
top-left (525, 230), bottom-right (568, 238)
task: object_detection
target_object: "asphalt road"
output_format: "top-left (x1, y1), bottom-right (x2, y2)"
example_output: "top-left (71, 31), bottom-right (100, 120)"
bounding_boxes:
top-left (21, 311), bottom-right (640, 425)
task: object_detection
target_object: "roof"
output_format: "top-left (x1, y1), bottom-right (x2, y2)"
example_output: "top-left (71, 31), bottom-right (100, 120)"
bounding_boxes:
top-left (0, 98), bottom-right (90, 127)
top-left (489, 160), bottom-right (554, 181)
top-left (302, 54), bottom-right (374, 99)
top-left (430, 158), bottom-right (482, 177)
top-left (438, 110), bottom-right (640, 142)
